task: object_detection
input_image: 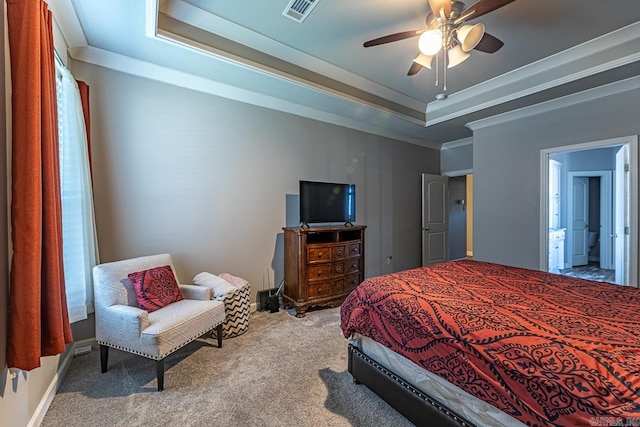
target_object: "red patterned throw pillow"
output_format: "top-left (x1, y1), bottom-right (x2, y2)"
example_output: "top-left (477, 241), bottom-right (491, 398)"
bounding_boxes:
top-left (128, 265), bottom-right (183, 312)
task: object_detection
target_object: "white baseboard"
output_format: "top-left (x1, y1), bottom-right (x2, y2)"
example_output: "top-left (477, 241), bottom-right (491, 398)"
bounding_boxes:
top-left (28, 338), bottom-right (96, 427)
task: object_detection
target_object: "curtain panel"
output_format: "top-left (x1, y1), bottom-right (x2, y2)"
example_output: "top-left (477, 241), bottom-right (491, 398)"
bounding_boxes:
top-left (77, 81), bottom-right (93, 180)
top-left (6, 0), bottom-right (73, 370)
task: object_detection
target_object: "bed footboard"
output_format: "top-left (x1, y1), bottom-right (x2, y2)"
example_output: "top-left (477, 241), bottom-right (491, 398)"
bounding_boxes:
top-left (348, 344), bottom-right (474, 427)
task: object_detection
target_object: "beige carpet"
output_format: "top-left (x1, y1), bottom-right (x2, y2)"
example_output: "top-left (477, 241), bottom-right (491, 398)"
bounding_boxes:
top-left (41, 307), bottom-right (414, 427)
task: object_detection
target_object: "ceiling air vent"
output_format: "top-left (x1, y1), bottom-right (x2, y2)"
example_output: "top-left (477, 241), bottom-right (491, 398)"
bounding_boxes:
top-left (282, 0), bottom-right (319, 23)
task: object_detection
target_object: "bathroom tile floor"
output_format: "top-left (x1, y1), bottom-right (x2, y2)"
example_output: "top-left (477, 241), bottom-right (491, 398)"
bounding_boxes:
top-left (559, 262), bottom-right (615, 283)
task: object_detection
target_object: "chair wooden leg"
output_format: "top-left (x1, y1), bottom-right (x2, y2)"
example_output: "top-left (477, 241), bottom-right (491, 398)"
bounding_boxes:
top-left (100, 345), bottom-right (109, 373)
top-left (156, 359), bottom-right (165, 391)
top-left (217, 324), bottom-right (223, 348)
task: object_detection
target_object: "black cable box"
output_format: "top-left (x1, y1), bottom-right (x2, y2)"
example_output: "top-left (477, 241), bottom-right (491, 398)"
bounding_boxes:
top-left (257, 288), bottom-right (279, 312)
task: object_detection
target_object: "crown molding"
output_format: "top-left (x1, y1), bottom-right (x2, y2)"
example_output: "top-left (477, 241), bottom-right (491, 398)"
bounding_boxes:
top-left (154, 27), bottom-right (427, 126)
top-left (157, 0), bottom-right (426, 114)
top-left (466, 74), bottom-right (640, 131)
top-left (440, 137), bottom-right (473, 151)
top-left (46, 0), bottom-right (87, 48)
top-left (427, 21), bottom-right (640, 127)
top-left (68, 46), bottom-right (440, 149)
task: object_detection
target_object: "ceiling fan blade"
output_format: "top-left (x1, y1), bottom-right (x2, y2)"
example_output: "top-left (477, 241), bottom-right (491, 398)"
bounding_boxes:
top-left (364, 30), bottom-right (423, 47)
top-left (408, 62), bottom-right (423, 76)
top-left (459, 0), bottom-right (516, 21)
top-left (474, 32), bottom-right (504, 53)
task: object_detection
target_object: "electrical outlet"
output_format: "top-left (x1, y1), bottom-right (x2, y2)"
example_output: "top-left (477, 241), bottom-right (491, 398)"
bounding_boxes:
top-left (386, 256), bottom-right (392, 264)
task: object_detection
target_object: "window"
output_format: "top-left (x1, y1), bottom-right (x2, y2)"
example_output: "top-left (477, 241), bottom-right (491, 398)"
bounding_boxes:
top-left (55, 56), bottom-right (99, 323)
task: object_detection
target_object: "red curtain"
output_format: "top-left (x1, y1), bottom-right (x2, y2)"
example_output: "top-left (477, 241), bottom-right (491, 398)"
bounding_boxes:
top-left (6, 0), bottom-right (73, 370)
top-left (76, 81), bottom-right (93, 179)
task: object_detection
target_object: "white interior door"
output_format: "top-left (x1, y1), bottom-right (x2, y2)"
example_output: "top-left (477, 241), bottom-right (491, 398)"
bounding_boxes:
top-left (615, 146), bottom-right (629, 284)
top-left (571, 176), bottom-right (589, 266)
top-left (422, 174), bottom-right (448, 266)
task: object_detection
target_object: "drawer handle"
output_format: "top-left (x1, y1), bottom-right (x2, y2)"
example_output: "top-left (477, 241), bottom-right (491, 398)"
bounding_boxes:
top-left (352, 247), bottom-right (358, 253)
top-left (317, 287), bottom-right (323, 294)
top-left (317, 271), bottom-right (323, 276)
top-left (336, 266), bottom-right (343, 273)
top-left (337, 249), bottom-right (343, 256)
top-left (318, 252), bottom-right (324, 258)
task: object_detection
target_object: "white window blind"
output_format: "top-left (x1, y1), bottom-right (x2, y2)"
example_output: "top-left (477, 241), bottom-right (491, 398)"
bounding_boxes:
top-left (55, 57), bottom-right (99, 323)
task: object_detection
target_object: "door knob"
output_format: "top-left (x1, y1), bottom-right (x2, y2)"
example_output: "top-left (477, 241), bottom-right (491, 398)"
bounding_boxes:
top-left (423, 227), bottom-right (430, 231)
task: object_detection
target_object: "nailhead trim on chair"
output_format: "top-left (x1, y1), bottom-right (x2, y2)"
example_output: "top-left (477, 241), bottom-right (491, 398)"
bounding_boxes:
top-left (97, 320), bottom-right (224, 360)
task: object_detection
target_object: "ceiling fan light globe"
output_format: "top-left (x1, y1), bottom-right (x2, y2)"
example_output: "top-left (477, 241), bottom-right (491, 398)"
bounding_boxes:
top-left (447, 45), bottom-right (470, 68)
top-left (418, 29), bottom-right (442, 56)
top-left (413, 53), bottom-right (434, 69)
top-left (458, 23), bottom-right (485, 52)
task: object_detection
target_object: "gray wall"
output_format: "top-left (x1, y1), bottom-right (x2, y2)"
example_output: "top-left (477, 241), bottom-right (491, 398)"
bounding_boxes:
top-left (551, 148), bottom-right (617, 234)
top-left (70, 60), bottom-right (439, 329)
top-left (566, 147), bottom-right (616, 171)
top-left (441, 142), bottom-right (472, 174)
top-left (473, 87), bottom-right (640, 270)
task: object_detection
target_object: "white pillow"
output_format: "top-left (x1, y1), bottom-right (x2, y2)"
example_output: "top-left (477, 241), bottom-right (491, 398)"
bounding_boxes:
top-left (219, 273), bottom-right (249, 289)
top-left (193, 272), bottom-right (236, 297)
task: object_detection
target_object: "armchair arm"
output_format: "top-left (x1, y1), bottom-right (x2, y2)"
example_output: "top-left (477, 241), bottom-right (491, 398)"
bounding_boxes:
top-left (179, 284), bottom-right (212, 300)
top-left (97, 304), bottom-right (150, 342)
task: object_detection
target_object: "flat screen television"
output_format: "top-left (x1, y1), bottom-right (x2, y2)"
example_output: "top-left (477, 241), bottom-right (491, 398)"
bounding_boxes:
top-left (299, 180), bottom-right (355, 226)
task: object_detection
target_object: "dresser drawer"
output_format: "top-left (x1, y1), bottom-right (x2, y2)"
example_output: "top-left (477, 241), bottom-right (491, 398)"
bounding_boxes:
top-left (344, 274), bottom-right (361, 291)
top-left (346, 242), bottom-right (361, 258)
top-left (333, 279), bottom-right (346, 294)
top-left (345, 258), bottom-right (360, 275)
top-left (308, 265), bottom-right (331, 281)
top-left (308, 282), bottom-right (332, 299)
top-left (308, 246), bottom-right (331, 263)
top-left (332, 262), bottom-right (346, 277)
top-left (332, 245), bottom-right (346, 261)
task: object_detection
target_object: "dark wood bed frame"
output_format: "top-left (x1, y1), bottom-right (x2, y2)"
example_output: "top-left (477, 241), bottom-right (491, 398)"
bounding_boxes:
top-left (348, 344), bottom-right (476, 427)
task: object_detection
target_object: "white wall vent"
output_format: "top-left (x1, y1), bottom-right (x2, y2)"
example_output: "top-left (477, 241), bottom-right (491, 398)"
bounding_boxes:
top-left (282, 0), bottom-right (319, 23)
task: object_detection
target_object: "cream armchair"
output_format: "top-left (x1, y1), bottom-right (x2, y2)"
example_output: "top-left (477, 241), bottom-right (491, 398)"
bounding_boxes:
top-left (92, 253), bottom-right (225, 391)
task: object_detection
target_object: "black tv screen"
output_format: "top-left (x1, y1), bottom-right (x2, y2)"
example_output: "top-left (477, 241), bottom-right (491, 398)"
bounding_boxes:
top-left (299, 180), bottom-right (355, 225)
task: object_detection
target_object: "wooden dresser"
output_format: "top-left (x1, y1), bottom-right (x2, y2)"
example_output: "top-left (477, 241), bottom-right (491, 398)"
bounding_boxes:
top-left (283, 225), bottom-right (366, 317)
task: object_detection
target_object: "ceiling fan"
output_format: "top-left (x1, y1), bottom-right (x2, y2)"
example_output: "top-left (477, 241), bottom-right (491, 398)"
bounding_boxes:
top-left (364, 0), bottom-right (516, 99)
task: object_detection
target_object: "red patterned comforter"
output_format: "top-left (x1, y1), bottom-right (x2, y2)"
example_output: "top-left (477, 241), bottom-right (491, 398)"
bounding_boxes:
top-left (340, 260), bottom-right (640, 426)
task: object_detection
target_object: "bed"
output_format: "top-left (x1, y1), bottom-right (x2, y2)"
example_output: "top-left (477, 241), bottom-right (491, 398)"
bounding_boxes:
top-left (340, 259), bottom-right (640, 427)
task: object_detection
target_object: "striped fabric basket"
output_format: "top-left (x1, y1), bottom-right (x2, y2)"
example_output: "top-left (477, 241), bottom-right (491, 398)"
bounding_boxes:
top-left (213, 282), bottom-right (251, 339)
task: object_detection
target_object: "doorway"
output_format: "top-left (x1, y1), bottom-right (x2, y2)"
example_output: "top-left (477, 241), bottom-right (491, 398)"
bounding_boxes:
top-left (422, 173), bottom-right (473, 266)
top-left (448, 176), bottom-right (467, 260)
top-left (566, 171), bottom-right (612, 270)
top-left (540, 136), bottom-right (638, 286)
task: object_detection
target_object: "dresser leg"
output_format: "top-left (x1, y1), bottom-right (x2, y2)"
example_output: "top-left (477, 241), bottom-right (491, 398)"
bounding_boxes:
top-left (295, 308), bottom-right (307, 318)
